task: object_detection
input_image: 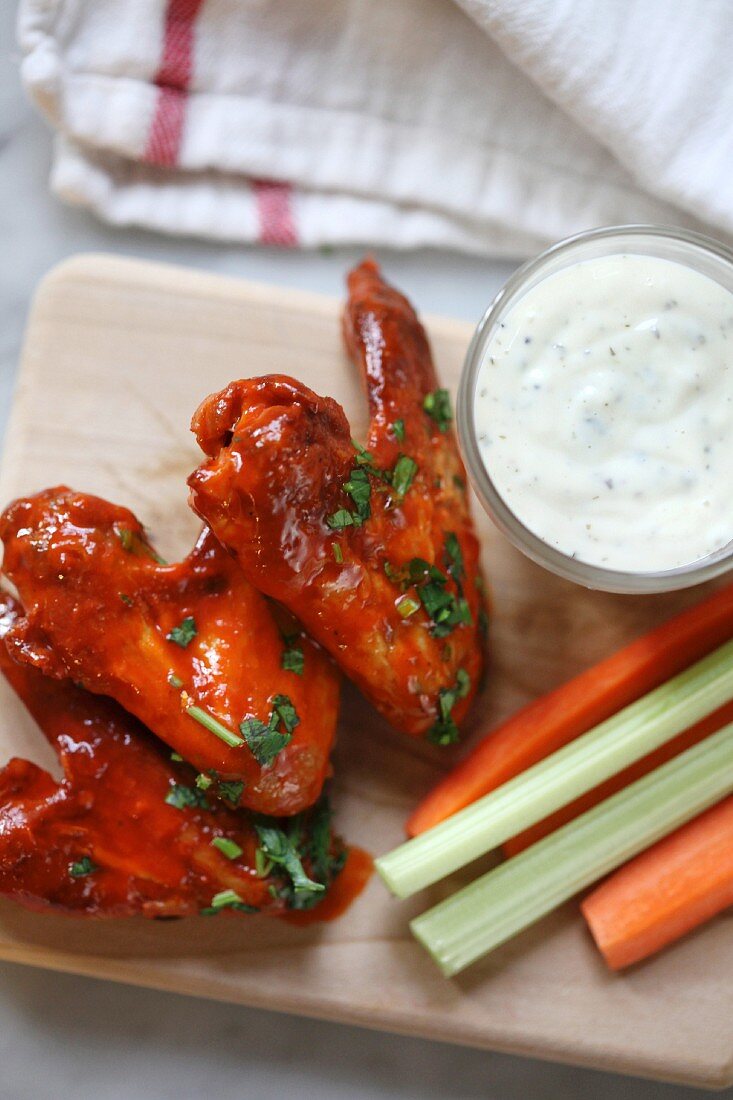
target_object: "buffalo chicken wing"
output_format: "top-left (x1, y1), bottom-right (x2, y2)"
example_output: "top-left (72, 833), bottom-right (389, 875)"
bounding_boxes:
top-left (0, 592), bottom-right (345, 918)
top-left (189, 259), bottom-right (485, 740)
top-left (0, 488), bottom-right (339, 815)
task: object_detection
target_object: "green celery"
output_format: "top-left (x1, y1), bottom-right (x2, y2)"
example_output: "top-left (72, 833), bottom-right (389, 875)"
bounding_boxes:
top-left (411, 721), bottom-right (733, 976)
top-left (377, 637), bottom-right (733, 898)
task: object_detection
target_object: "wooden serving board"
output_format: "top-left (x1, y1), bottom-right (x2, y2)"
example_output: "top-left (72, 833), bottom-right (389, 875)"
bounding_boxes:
top-left (0, 254), bottom-right (731, 1089)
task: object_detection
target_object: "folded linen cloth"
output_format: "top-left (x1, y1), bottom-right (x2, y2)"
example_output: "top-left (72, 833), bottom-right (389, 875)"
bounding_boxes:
top-left (17, 0), bottom-right (733, 257)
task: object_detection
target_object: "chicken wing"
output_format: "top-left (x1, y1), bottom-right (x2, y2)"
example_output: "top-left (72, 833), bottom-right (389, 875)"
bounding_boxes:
top-left (0, 487), bottom-right (339, 815)
top-left (0, 592), bottom-right (345, 918)
top-left (189, 259), bottom-right (485, 740)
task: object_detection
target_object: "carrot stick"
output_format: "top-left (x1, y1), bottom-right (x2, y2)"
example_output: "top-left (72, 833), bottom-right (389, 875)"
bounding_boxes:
top-left (406, 582), bottom-right (733, 838)
top-left (581, 795), bottom-right (733, 970)
top-left (504, 698), bottom-right (733, 856)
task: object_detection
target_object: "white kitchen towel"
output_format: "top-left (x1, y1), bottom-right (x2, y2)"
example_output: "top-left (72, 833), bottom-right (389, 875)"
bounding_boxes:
top-left (17, 0), bottom-right (733, 257)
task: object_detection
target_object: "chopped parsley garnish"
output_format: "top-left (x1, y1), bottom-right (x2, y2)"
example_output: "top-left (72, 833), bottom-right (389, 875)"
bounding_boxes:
top-left (383, 555), bottom-right (471, 637)
top-left (186, 705), bottom-right (244, 748)
top-left (393, 419), bottom-right (406, 442)
top-left (167, 616), bottom-right (197, 648)
top-left (240, 694), bottom-right (300, 767)
top-left (253, 820), bottom-right (325, 900)
top-left (200, 889), bottom-right (258, 915)
top-left (170, 751), bottom-right (183, 762)
top-left (218, 780), bottom-right (244, 806)
top-left (280, 633), bottom-right (304, 676)
top-left (254, 796), bottom-right (344, 910)
top-left (116, 526), bottom-right (134, 552)
top-left (428, 668), bottom-right (471, 745)
top-left (240, 717), bottom-right (290, 767)
top-left (452, 473), bottom-right (466, 491)
top-left (411, 560), bottom-right (472, 639)
top-left (119, 593), bottom-right (134, 606)
top-left (69, 856), bottom-right (97, 878)
top-left (306, 796), bottom-right (347, 885)
top-left (195, 773), bottom-right (213, 791)
top-left (211, 836), bottom-right (243, 860)
top-left (343, 467), bottom-right (372, 522)
top-left (444, 532), bottom-right (464, 582)
top-left (332, 542), bottom-right (343, 563)
top-left (116, 524), bottom-right (166, 564)
top-left (168, 672), bottom-right (183, 689)
top-left (165, 783), bottom-right (209, 810)
top-left (326, 508), bottom-right (355, 530)
top-left (391, 455), bottom-right (418, 498)
top-left (455, 668), bottom-right (471, 698)
top-left (352, 441), bottom-right (384, 477)
top-left (396, 594), bottom-right (420, 619)
top-left (271, 694), bottom-right (300, 734)
top-left (423, 388), bottom-right (453, 432)
top-left (328, 441), bottom-right (418, 530)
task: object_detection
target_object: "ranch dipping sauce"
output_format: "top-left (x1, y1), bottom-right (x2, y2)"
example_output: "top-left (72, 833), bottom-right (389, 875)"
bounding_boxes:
top-left (471, 251), bottom-right (733, 578)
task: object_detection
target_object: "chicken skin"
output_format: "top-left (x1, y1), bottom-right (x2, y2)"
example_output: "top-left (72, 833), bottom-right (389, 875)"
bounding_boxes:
top-left (0, 488), bottom-right (340, 815)
top-left (0, 592), bottom-right (345, 918)
top-left (189, 259), bottom-right (485, 741)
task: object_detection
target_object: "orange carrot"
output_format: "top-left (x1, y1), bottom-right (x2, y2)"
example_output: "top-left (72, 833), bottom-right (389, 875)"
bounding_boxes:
top-left (504, 699), bottom-right (733, 856)
top-left (581, 795), bottom-right (733, 970)
top-left (406, 582), bottom-right (733, 838)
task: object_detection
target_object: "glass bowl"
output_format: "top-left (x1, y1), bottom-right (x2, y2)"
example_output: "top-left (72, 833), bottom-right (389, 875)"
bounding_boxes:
top-left (457, 225), bottom-right (733, 594)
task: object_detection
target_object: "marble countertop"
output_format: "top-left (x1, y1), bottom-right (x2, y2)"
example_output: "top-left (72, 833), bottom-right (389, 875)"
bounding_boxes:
top-left (0, 8), bottom-right (728, 1099)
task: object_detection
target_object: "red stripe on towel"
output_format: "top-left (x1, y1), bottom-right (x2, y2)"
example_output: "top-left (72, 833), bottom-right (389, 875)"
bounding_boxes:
top-left (144, 0), bottom-right (206, 167)
top-left (252, 179), bottom-right (298, 247)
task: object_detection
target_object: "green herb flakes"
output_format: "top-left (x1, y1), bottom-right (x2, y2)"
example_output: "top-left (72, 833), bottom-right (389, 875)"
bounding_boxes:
top-left (240, 717), bottom-right (290, 767)
top-left (165, 783), bottom-right (209, 811)
top-left (195, 773), bottom-right (213, 791)
top-left (281, 636), bottom-right (304, 676)
top-left (241, 695), bottom-right (300, 767)
top-left (200, 888), bottom-right (258, 915)
top-left (332, 542), bottom-right (344, 563)
top-left (393, 419), bottom-right (406, 442)
top-left (218, 780), bottom-right (244, 806)
top-left (423, 388), bottom-right (453, 432)
top-left (69, 856), bottom-right (97, 878)
top-left (167, 616), bottom-right (197, 648)
top-left (444, 532), bottom-right (464, 582)
top-left (211, 836), bottom-right (243, 861)
top-left (427, 669), bottom-right (471, 745)
top-left (254, 821), bottom-right (325, 899)
top-left (116, 526), bottom-right (134, 552)
top-left (326, 508), bottom-right (355, 530)
top-left (343, 467), bottom-right (371, 522)
top-left (391, 455), bottom-right (418, 498)
top-left (396, 594), bottom-right (420, 619)
top-left (271, 694), bottom-right (300, 734)
top-left (186, 705), bottom-right (244, 748)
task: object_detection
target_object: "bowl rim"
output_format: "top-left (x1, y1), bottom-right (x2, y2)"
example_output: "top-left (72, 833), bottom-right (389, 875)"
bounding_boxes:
top-left (457, 223), bottom-right (733, 594)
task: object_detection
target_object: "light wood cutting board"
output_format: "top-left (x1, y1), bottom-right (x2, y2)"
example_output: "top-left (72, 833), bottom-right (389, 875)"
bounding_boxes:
top-left (0, 254), bottom-right (730, 1089)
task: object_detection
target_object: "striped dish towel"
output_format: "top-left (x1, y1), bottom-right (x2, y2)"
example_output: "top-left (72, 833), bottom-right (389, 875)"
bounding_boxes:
top-left (17, 0), bottom-right (733, 256)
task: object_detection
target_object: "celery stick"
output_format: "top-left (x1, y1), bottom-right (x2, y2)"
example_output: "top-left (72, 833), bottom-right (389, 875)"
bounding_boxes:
top-left (377, 638), bottom-right (733, 898)
top-left (411, 721), bottom-right (733, 976)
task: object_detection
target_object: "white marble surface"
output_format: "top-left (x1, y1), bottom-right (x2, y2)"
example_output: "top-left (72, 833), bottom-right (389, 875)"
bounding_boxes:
top-left (0, 8), bottom-right (729, 1099)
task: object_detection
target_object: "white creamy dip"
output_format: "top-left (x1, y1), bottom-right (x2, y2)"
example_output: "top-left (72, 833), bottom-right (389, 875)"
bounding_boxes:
top-left (474, 253), bottom-right (733, 573)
